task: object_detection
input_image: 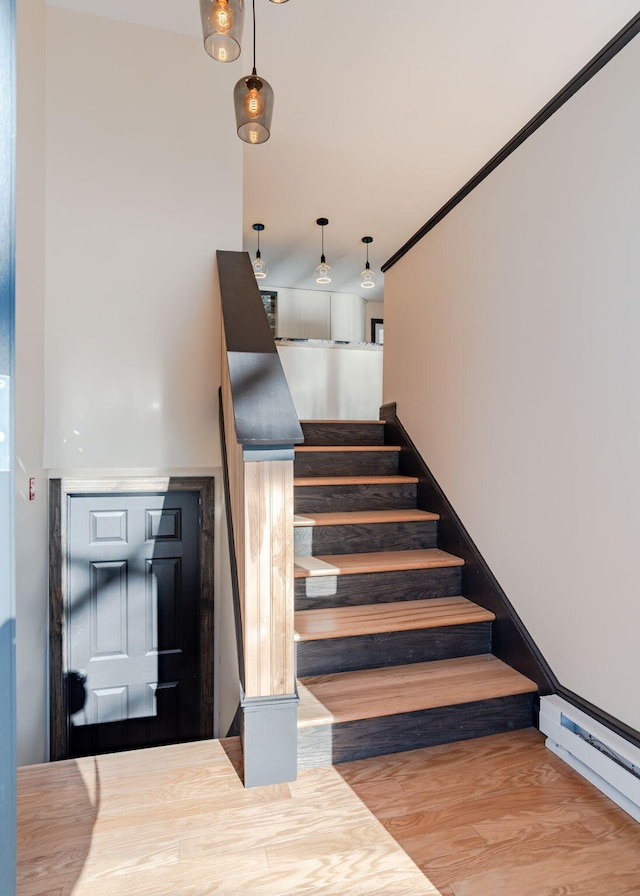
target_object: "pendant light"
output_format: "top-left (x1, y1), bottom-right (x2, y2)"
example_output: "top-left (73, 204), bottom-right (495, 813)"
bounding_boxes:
top-left (360, 236), bottom-right (376, 289)
top-left (234, 0), bottom-right (274, 144)
top-left (314, 218), bottom-right (332, 284)
top-left (252, 223), bottom-right (268, 279)
top-left (200, 0), bottom-right (244, 63)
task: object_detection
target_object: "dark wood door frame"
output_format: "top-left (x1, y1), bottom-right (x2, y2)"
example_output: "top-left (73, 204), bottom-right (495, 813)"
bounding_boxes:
top-left (49, 476), bottom-right (215, 761)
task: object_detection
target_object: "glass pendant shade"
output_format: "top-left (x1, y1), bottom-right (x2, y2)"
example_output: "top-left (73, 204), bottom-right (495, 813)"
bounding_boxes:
top-left (200, 0), bottom-right (244, 62)
top-left (200, 0), bottom-right (243, 62)
top-left (315, 217), bottom-right (331, 283)
top-left (360, 236), bottom-right (375, 289)
top-left (315, 261), bottom-right (332, 284)
top-left (360, 264), bottom-right (376, 289)
top-left (252, 222), bottom-right (267, 278)
top-left (253, 251), bottom-right (268, 279)
top-left (234, 72), bottom-right (274, 144)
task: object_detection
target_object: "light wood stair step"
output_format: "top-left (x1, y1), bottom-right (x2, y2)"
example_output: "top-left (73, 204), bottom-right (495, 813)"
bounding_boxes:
top-left (295, 445), bottom-right (401, 453)
top-left (297, 655), bottom-right (538, 727)
top-left (294, 596), bottom-right (494, 642)
top-left (294, 548), bottom-right (464, 578)
top-left (294, 509), bottom-right (439, 527)
top-left (294, 474), bottom-right (418, 487)
top-left (299, 419), bottom-right (385, 424)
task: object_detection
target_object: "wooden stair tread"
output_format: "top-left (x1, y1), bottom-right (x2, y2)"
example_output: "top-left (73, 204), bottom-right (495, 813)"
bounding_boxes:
top-left (295, 445), bottom-right (400, 453)
top-left (294, 548), bottom-right (464, 578)
top-left (294, 509), bottom-right (439, 527)
top-left (297, 655), bottom-right (537, 727)
top-left (294, 597), bottom-right (494, 641)
top-left (299, 419), bottom-right (385, 424)
top-left (294, 474), bottom-right (418, 487)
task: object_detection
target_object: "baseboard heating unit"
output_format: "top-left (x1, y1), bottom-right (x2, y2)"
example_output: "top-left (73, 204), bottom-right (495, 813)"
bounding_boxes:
top-left (540, 695), bottom-right (640, 822)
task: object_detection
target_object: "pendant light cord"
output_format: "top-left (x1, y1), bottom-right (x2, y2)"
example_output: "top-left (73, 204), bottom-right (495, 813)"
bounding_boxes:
top-left (252, 0), bottom-right (257, 75)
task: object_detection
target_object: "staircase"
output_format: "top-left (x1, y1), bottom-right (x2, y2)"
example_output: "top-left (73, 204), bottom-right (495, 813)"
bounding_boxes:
top-left (294, 420), bottom-right (538, 769)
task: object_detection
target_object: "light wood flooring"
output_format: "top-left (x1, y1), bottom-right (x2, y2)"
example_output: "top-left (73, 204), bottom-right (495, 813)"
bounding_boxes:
top-left (17, 729), bottom-right (640, 895)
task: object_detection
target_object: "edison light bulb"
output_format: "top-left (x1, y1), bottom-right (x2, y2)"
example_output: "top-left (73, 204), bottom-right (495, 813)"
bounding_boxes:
top-left (246, 87), bottom-right (264, 119)
top-left (212, 0), bottom-right (233, 33)
top-left (234, 72), bottom-right (272, 143)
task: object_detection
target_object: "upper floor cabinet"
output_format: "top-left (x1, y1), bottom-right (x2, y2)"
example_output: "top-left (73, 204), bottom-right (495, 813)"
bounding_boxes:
top-left (274, 288), bottom-right (365, 342)
top-left (276, 288), bottom-right (330, 339)
top-left (330, 293), bottom-right (365, 343)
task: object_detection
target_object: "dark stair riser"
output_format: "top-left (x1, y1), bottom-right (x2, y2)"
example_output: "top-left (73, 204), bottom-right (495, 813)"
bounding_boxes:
top-left (294, 520), bottom-right (438, 557)
top-left (298, 693), bottom-right (536, 769)
top-left (295, 482), bottom-right (417, 514)
top-left (301, 422), bottom-right (385, 447)
top-left (295, 566), bottom-right (463, 610)
top-left (296, 623), bottom-right (492, 677)
top-left (295, 450), bottom-right (399, 479)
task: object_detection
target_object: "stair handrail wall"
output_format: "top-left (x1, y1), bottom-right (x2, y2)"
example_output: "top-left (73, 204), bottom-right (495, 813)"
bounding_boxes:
top-left (217, 250), bottom-right (302, 787)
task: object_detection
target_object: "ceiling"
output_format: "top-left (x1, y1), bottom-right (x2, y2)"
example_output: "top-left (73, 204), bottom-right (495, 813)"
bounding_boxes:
top-left (47, 1), bottom-right (640, 302)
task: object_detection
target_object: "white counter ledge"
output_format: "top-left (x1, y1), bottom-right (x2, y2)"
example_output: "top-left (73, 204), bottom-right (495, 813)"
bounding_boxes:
top-left (275, 337), bottom-right (382, 351)
top-left (275, 338), bottom-right (383, 420)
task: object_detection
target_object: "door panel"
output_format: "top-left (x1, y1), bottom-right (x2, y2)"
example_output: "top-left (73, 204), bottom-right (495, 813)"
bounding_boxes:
top-left (67, 491), bottom-right (200, 756)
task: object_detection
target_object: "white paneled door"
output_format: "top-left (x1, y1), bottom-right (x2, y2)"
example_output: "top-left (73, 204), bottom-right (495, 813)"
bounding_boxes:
top-left (67, 492), bottom-right (202, 756)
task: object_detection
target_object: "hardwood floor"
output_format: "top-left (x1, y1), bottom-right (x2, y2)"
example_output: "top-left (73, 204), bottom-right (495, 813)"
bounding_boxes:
top-left (18, 729), bottom-right (640, 895)
top-left (338, 728), bottom-right (640, 895)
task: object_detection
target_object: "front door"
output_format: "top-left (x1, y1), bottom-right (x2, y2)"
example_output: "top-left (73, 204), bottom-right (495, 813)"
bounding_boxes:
top-left (66, 491), bottom-right (202, 757)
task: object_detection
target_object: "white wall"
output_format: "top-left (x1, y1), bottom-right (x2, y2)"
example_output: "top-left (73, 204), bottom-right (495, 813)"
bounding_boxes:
top-left (384, 34), bottom-right (640, 732)
top-left (44, 9), bottom-right (241, 471)
top-left (14, 7), bottom-right (242, 763)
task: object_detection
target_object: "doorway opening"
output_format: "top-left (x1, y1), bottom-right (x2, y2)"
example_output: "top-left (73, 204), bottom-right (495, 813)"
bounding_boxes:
top-left (49, 477), bottom-right (214, 760)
